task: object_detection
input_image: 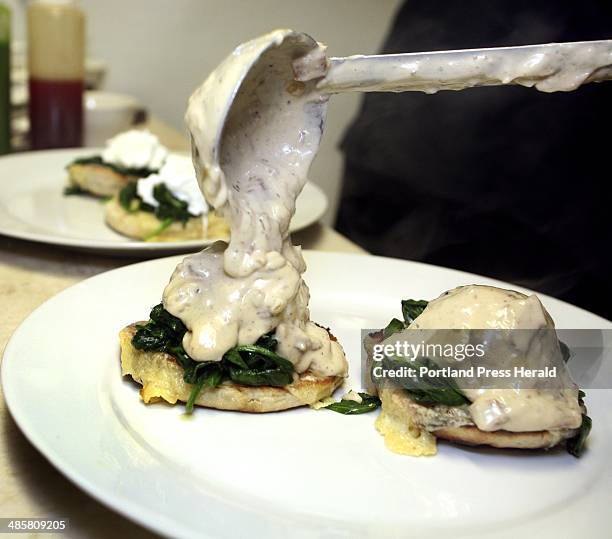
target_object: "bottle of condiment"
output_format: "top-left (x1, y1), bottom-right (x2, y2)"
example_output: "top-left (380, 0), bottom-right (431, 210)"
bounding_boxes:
top-left (27, 0), bottom-right (84, 149)
top-left (0, 2), bottom-right (10, 154)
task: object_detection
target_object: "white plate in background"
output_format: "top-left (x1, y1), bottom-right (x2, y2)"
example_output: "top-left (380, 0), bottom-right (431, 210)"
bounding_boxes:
top-left (2, 251), bottom-right (611, 538)
top-left (0, 149), bottom-right (328, 256)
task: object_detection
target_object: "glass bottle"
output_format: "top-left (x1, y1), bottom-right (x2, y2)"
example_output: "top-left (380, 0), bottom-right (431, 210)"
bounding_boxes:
top-left (27, 0), bottom-right (84, 149)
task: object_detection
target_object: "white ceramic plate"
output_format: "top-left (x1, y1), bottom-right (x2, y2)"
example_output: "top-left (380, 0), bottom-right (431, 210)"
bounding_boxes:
top-left (0, 149), bottom-right (328, 256)
top-left (2, 252), bottom-right (611, 539)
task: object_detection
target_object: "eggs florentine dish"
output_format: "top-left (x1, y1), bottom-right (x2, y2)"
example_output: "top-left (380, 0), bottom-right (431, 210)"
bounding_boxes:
top-left (371, 285), bottom-right (592, 457)
top-left (64, 129), bottom-right (229, 241)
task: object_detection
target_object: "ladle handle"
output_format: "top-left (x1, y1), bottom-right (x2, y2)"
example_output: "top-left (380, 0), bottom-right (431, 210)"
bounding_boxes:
top-left (316, 40), bottom-right (612, 94)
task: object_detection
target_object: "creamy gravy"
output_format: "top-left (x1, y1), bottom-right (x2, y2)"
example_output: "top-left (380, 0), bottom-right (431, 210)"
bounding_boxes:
top-left (408, 286), bottom-right (582, 432)
top-left (163, 30), bottom-right (347, 378)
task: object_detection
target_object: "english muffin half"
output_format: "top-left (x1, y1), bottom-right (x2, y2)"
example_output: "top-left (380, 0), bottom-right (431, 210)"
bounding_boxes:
top-left (67, 160), bottom-right (145, 197)
top-left (377, 387), bottom-right (582, 453)
top-left (105, 196), bottom-right (229, 242)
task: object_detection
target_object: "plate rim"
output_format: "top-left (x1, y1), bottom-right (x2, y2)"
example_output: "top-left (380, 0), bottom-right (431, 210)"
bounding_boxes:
top-left (0, 148), bottom-right (328, 254)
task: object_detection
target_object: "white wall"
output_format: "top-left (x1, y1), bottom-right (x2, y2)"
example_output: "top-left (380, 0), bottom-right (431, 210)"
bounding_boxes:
top-left (7, 0), bottom-right (401, 223)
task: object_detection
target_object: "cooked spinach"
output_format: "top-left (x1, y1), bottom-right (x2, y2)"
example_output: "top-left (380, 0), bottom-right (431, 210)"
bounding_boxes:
top-left (377, 298), bottom-right (468, 406)
top-left (566, 390), bottom-right (591, 458)
top-left (119, 180), bottom-right (139, 211)
top-left (132, 304), bottom-right (295, 413)
top-left (132, 303), bottom-right (216, 356)
top-left (567, 414), bottom-right (592, 458)
top-left (382, 318), bottom-right (405, 339)
top-left (117, 182), bottom-right (195, 234)
top-left (380, 299), bottom-right (429, 340)
top-left (401, 299), bottom-right (428, 325)
top-left (380, 355), bottom-right (470, 407)
top-left (559, 340), bottom-right (571, 363)
top-left (224, 344), bottom-right (294, 387)
top-left (323, 393), bottom-right (381, 415)
top-left (69, 155), bottom-right (157, 178)
top-left (151, 183), bottom-right (192, 223)
top-left (63, 185), bottom-right (87, 196)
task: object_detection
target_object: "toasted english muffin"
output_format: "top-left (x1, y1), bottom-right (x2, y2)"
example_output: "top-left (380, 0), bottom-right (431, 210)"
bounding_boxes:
top-left (119, 324), bottom-right (344, 412)
top-left (378, 388), bottom-right (581, 452)
top-left (67, 162), bottom-right (138, 197)
top-left (105, 196), bottom-right (230, 242)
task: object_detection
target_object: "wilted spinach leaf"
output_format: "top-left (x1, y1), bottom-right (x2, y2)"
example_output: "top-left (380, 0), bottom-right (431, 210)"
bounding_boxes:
top-left (63, 185), bottom-right (86, 196)
top-left (382, 318), bottom-right (405, 339)
top-left (566, 391), bottom-right (591, 458)
top-left (132, 304), bottom-right (295, 413)
top-left (323, 393), bottom-right (381, 415)
top-left (116, 182), bottom-right (196, 236)
top-left (401, 299), bottom-right (428, 325)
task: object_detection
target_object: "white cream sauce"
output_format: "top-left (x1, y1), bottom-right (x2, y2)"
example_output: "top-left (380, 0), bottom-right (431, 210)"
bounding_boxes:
top-left (408, 286), bottom-right (582, 432)
top-left (410, 285), bottom-right (552, 330)
top-left (162, 30), bottom-right (346, 378)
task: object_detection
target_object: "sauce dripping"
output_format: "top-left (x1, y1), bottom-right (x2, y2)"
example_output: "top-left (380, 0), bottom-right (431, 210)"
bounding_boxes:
top-left (163, 30), bottom-right (347, 377)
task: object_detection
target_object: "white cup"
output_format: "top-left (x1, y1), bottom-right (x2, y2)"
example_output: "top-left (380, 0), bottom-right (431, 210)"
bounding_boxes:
top-left (84, 91), bottom-right (142, 147)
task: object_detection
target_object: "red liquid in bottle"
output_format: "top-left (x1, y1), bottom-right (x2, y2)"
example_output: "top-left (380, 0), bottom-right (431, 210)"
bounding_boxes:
top-left (29, 78), bottom-right (83, 149)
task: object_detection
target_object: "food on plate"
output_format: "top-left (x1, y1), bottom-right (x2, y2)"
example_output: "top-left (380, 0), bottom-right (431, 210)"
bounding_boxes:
top-left (105, 154), bottom-right (229, 241)
top-left (65, 129), bottom-right (168, 197)
top-left (120, 242), bottom-right (348, 412)
top-left (120, 31), bottom-right (348, 411)
top-left (370, 285), bottom-right (592, 457)
top-left (120, 298), bottom-right (345, 412)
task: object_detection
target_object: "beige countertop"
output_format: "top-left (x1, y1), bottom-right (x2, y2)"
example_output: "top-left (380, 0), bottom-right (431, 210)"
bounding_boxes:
top-left (0, 120), bottom-right (366, 537)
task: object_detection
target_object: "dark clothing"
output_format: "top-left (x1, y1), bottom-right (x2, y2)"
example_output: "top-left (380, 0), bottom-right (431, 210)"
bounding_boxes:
top-left (336, 0), bottom-right (612, 320)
